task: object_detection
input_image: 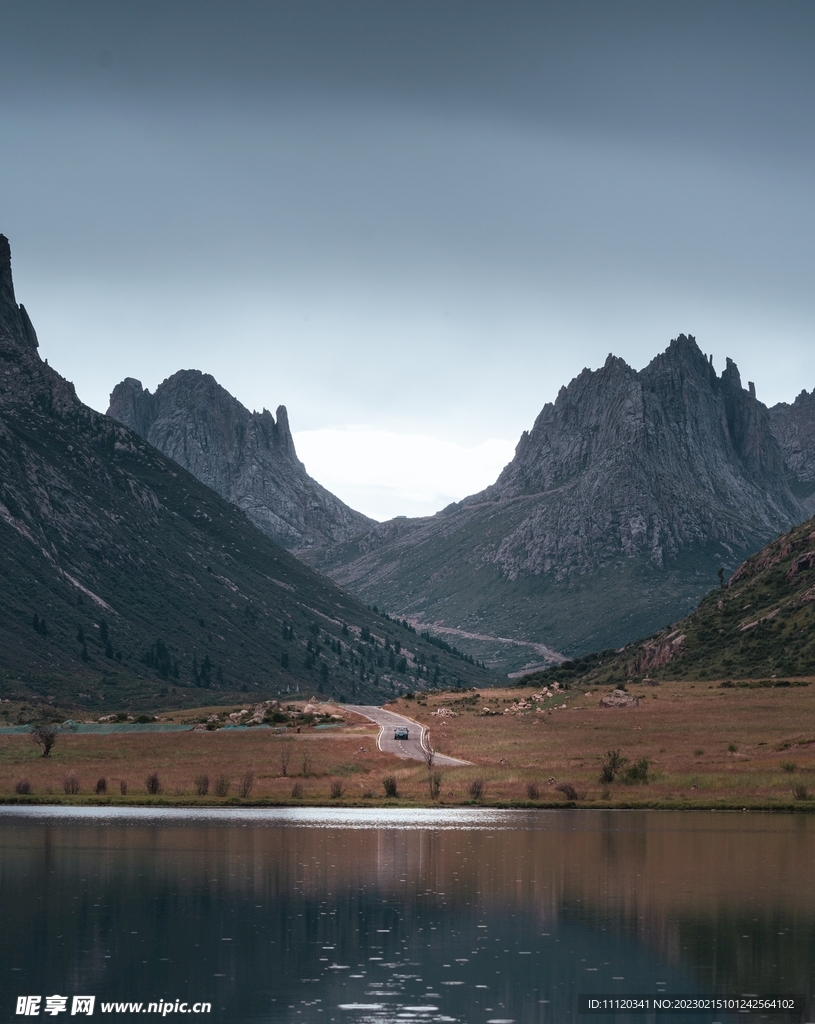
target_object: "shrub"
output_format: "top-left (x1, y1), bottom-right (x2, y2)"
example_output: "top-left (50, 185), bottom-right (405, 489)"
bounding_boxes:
top-left (526, 782), bottom-right (540, 800)
top-left (468, 778), bottom-right (484, 801)
top-left (291, 782), bottom-right (303, 799)
top-left (15, 779), bottom-right (31, 795)
top-left (555, 781), bottom-right (578, 801)
top-left (781, 761), bottom-right (797, 773)
top-left (383, 775), bottom-right (399, 798)
top-left (95, 777), bottom-right (107, 795)
top-left (214, 774), bottom-right (230, 797)
top-left (63, 773), bottom-right (80, 795)
top-left (429, 771), bottom-right (442, 800)
top-left (330, 779), bottom-right (345, 799)
top-left (120, 780), bottom-right (128, 796)
top-left (793, 783), bottom-right (809, 801)
top-left (694, 749), bottom-right (704, 757)
top-left (239, 772), bottom-right (254, 798)
top-left (599, 749), bottom-right (627, 784)
top-left (728, 743), bottom-right (738, 753)
top-left (623, 758), bottom-right (650, 785)
top-left (194, 774), bottom-right (209, 796)
top-left (301, 754), bottom-right (312, 778)
top-left (145, 772), bottom-right (162, 795)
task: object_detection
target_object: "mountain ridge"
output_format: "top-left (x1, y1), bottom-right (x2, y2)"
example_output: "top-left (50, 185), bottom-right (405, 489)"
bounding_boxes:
top-left (302, 335), bottom-right (807, 670)
top-left (0, 234), bottom-right (493, 711)
top-left (108, 371), bottom-right (373, 550)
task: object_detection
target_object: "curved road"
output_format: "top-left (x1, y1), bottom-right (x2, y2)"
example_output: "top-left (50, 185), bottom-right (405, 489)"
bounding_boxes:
top-left (342, 705), bottom-right (471, 767)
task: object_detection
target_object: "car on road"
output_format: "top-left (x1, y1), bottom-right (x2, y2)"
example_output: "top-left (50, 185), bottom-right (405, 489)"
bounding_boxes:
top-left (394, 726), bottom-right (409, 740)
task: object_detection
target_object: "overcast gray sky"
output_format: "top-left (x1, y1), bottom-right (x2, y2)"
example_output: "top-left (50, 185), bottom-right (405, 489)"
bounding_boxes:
top-left (2, 1), bottom-right (814, 518)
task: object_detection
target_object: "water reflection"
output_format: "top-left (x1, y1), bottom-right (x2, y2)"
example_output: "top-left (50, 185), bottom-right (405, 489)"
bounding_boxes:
top-left (0, 809), bottom-right (812, 1023)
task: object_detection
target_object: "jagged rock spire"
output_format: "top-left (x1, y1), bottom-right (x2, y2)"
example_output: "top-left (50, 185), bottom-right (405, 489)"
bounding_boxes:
top-left (0, 234), bottom-right (39, 352)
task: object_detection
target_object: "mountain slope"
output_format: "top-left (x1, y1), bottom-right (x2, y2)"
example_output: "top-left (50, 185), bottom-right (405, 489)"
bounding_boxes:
top-left (304, 336), bottom-right (806, 670)
top-left (0, 235), bottom-right (493, 712)
top-left (520, 512), bottom-right (815, 690)
top-left (770, 389), bottom-right (815, 516)
top-left (108, 371), bottom-right (373, 550)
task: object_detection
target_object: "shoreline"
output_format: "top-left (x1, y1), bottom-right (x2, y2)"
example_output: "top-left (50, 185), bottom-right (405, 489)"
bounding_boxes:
top-left (2, 794), bottom-right (815, 812)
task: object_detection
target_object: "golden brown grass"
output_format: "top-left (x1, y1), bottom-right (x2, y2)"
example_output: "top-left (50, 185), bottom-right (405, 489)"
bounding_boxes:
top-left (4, 681), bottom-right (815, 807)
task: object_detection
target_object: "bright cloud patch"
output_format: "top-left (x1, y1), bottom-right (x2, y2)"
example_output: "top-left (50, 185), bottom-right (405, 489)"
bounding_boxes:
top-left (292, 428), bottom-right (516, 522)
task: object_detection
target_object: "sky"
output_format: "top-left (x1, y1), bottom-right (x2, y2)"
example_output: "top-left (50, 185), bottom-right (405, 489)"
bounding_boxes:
top-left (1, 1), bottom-right (814, 519)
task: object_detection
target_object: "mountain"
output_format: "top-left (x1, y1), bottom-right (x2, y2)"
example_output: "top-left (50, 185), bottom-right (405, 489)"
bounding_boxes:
top-left (108, 371), bottom-right (373, 550)
top-left (769, 389), bottom-right (815, 516)
top-left (520, 511), bottom-right (815, 690)
top-left (0, 235), bottom-right (493, 712)
top-left (303, 336), bottom-right (807, 672)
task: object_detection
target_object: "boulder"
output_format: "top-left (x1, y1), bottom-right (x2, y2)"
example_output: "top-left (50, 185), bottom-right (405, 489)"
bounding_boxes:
top-left (599, 689), bottom-right (640, 708)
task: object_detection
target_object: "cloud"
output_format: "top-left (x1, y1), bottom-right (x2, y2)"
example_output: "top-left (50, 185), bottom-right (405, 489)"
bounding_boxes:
top-left (292, 427), bottom-right (516, 521)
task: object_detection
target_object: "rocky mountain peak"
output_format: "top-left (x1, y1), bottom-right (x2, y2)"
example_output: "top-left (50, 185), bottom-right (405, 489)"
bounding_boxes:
top-left (0, 234), bottom-right (39, 354)
top-left (309, 332), bottom-right (808, 666)
top-left (0, 236), bottom-right (78, 413)
top-left (108, 369), bottom-right (373, 550)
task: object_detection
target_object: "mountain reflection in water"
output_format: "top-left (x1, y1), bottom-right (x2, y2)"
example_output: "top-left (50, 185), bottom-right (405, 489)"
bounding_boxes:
top-left (0, 808), bottom-right (812, 1023)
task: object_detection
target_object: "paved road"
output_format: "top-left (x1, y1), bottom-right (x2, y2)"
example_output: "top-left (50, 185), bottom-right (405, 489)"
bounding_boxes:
top-left (342, 705), bottom-right (471, 767)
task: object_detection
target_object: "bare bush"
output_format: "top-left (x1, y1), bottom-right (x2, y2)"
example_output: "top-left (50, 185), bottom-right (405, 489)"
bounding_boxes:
top-left (526, 782), bottom-right (540, 800)
top-left (468, 778), bottom-right (484, 801)
top-left (120, 780), bottom-right (128, 796)
top-left (145, 772), bottom-right (162, 795)
top-left (291, 782), bottom-right (303, 799)
top-left (330, 779), bottom-right (345, 799)
top-left (239, 772), bottom-right (254, 798)
top-left (32, 723), bottom-right (58, 758)
top-left (428, 771), bottom-right (442, 800)
top-left (214, 774), bottom-right (230, 797)
top-left (63, 773), bottom-right (80, 795)
top-left (383, 775), bottom-right (399, 798)
top-left (194, 774), bottom-right (209, 796)
top-left (95, 777), bottom-right (107, 795)
top-left (15, 779), bottom-right (31, 795)
top-left (301, 753), bottom-right (312, 778)
top-left (555, 781), bottom-right (578, 801)
top-left (279, 743), bottom-right (292, 778)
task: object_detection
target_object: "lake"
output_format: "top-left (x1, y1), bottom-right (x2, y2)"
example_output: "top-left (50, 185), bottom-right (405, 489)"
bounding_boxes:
top-left (0, 808), bottom-right (812, 1023)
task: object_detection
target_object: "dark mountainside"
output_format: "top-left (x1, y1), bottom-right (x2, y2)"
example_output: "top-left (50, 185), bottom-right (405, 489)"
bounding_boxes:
top-left (0, 236), bottom-right (493, 713)
top-left (769, 389), bottom-right (815, 516)
top-left (304, 336), bottom-right (806, 672)
top-left (520, 512), bottom-right (815, 691)
top-left (108, 372), bottom-right (373, 550)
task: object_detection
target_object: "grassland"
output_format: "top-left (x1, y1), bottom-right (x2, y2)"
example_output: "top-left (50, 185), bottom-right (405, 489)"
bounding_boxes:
top-left (4, 678), bottom-right (815, 809)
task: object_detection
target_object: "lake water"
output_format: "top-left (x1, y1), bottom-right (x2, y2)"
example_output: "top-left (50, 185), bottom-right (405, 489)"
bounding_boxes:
top-left (1, 808), bottom-right (813, 1023)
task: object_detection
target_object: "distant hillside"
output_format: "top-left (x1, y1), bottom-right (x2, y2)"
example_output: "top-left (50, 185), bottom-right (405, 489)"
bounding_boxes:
top-left (304, 336), bottom-right (806, 671)
top-left (0, 235), bottom-right (494, 713)
top-left (108, 371), bottom-right (373, 550)
top-left (521, 514), bottom-right (815, 690)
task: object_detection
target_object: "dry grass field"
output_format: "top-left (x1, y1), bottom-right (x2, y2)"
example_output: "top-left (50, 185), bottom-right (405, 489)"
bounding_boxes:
top-left (3, 680), bottom-right (815, 807)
